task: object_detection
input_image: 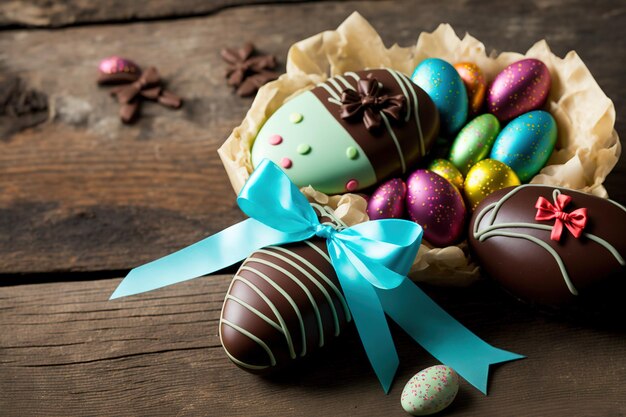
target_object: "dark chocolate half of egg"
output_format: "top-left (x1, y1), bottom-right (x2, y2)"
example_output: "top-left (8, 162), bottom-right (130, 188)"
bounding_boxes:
top-left (468, 185), bottom-right (626, 307)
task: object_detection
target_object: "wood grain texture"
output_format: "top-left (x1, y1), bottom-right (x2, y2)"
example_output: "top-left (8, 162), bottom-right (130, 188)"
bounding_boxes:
top-left (1, 277), bottom-right (624, 416)
top-left (0, 0), bottom-right (624, 275)
top-left (0, 0), bottom-right (336, 28)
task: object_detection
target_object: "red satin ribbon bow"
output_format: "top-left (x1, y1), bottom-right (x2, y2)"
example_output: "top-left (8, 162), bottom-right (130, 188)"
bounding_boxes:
top-left (535, 193), bottom-right (588, 241)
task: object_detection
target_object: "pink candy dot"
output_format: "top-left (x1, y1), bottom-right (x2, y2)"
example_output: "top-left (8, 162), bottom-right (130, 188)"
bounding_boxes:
top-left (346, 179), bottom-right (359, 191)
top-left (269, 134), bottom-right (283, 145)
top-left (280, 157), bottom-right (292, 169)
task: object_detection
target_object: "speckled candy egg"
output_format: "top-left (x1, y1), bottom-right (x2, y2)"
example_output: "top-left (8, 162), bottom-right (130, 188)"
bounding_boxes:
top-left (406, 170), bottom-right (466, 247)
top-left (97, 56), bottom-right (141, 85)
top-left (401, 365), bottom-right (459, 416)
top-left (449, 113), bottom-right (501, 176)
top-left (427, 159), bottom-right (464, 190)
top-left (412, 58), bottom-right (468, 136)
top-left (464, 159), bottom-right (521, 211)
top-left (487, 58), bottom-right (551, 121)
top-left (367, 178), bottom-right (407, 220)
top-left (454, 62), bottom-right (487, 115)
top-left (490, 110), bottom-right (557, 182)
top-left (251, 69), bottom-right (440, 194)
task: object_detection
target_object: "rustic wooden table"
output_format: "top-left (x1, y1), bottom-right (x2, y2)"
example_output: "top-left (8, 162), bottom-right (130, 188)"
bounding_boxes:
top-left (1, 1), bottom-right (625, 416)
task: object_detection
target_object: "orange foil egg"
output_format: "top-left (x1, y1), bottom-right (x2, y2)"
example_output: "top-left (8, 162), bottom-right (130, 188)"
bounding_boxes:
top-left (454, 62), bottom-right (486, 115)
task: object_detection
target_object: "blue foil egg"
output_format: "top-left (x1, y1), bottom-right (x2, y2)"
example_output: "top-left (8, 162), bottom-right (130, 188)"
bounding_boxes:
top-left (490, 110), bottom-right (557, 182)
top-left (412, 58), bottom-right (468, 137)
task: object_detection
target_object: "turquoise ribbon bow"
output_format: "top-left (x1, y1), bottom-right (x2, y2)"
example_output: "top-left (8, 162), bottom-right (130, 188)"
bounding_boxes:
top-left (111, 159), bottom-right (523, 394)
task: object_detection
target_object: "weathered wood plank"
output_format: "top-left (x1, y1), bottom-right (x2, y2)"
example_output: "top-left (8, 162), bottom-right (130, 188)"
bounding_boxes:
top-left (1, 277), bottom-right (624, 416)
top-left (0, 0), bottom-right (336, 28)
top-left (0, 0), bottom-right (625, 274)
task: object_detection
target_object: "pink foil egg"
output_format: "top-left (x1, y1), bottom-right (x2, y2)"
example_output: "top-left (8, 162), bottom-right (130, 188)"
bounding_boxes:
top-left (97, 56), bottom-right (141, 85)
top-left (487, 58), bottom-right (551, 121)
top-left (406, 170), bottom-right (466, 247)
top-left (366, 178), bottom-right (407, 220)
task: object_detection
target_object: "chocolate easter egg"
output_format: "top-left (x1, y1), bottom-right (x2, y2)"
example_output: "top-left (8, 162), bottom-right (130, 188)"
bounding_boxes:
top-left (487, 58), bottom-right (551, 121)
top-left (469, 185), bottom-right (626, 306)
top-left (454, 62), bottom-right (486, 115)
top-left (367, 178), bottom-right (407, 220)
top-left (464, 159), bottom-right (521, 211)
top-left (97, 56), bottom-right (141, 85)
top-left (251, 69), bottom-right (440, 194)
top-left (412, 58), bottom-right (468, 136)
top-left (428, 159), bottom-right (464, 190)
top-left (449, 114), bottom-right (500, 176)
top-left (220, 206), bottom-right (351, 372)
top-left (490, 110), bottom-right (557, 182)
top-left (406, 170), bottom-right (466, 247)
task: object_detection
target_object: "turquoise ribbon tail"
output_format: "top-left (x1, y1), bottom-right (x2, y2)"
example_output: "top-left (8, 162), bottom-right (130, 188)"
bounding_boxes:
top-left (376, 280), bottom-right (525, 394)
top-left (110, 218), bottom-right (298, 299)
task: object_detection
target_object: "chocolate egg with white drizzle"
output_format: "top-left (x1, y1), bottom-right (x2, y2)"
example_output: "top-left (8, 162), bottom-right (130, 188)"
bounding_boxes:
top-left (251, 69), bottom-right (439, 194)
top-left (219, 204), bottom-right (352, 372)
top-left (468, 185), bottom-right (626, 306)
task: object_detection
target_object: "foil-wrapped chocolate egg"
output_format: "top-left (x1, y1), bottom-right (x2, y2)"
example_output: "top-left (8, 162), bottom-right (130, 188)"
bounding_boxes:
top-left (487, 58), bottom-right (551, 121)
top-left (454, 62), bottom-right (486, 115)
top-left (464, 159), bottom-right (521, 211)
top-left (490, 110), bottom-right (557, 182)
top-left (406, 170), bottom-right (466, 247)
top-left (366, 178), bottom-right (407, 220)
top-left (449, 114), bottom-right (500, 176)
top-left (412, 58), bottom-right (468, 136)
top-left (97, 56), bottom-right (141, 85)
top-left (428, 159), bottom-right (464, 190)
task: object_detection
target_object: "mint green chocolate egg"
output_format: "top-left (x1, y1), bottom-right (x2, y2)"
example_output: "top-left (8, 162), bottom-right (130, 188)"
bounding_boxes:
top-left (251, 69), bottom-right (440, 194)
top-left (401, 365), bottom-right (459, 416)
top-left (449, 113), bottom-right (500, 176)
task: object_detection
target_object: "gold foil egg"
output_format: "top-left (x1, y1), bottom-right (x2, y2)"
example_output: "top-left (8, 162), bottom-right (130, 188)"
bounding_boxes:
top-left (464, 159), bottom-right (521, 211)
top-left (428, 158), bottom-right (464, 190)
top-left (454, 62), bottom-right (487, 115)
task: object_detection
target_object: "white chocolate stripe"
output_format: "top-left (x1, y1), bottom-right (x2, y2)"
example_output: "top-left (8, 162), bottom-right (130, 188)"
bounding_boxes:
top-left (335, 75), bottom-right (355, 91)
top-left (266, 245), bottom-right (350, 334)
top-left (221, 318), bottom-right (277, 366)
top-left (345, 72), bottom-right (360, 82)
top-left (318, 82), bottom-right (340, 100)
top-left (327, 78), bottom-right (345, 97)
top-left (229, 276), bottom-right (296, 359)
top-left (381, 112), bottom-right (406, 173)
top-left (247, 257), bottom-right (326, 348)
top-left (225, 294), bottom-right (283, 334)
top-left (256, 248), bottom-right (339, 336)
top-left (384, 68), bottom-right (411, 122)
top-left (240, 265), bottom-right (307, 356)
top-left (328, 97), bottom-right (342, 105)
top-left (305, 240), bottom-right (332, 263)
top-left (397, 70), bottom-right (426, 156)
top-left (219, 336), bottom-right (269, 371)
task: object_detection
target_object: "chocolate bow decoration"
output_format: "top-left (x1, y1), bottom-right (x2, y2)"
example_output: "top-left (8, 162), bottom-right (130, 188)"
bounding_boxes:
top-left (221, 43), bottom-right (279, 97)
top-left (111, 67), bottom-right (182, 123)
top-left (535, 191), bottom-right (588, 241)
top-left (340, 78), bottom-right (406, 132)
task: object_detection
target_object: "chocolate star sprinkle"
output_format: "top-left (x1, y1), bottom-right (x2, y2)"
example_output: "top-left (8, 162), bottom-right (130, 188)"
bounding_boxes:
top-left (221, 42), bottom-right (279, 97)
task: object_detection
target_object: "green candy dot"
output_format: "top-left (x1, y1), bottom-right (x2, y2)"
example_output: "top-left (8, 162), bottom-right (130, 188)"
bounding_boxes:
top-left (289, 112), bottom-right (303, 124)
top-left (297, 143), bottom-right (311, 155)
top-left (346, 146), bottom-right (358, 159)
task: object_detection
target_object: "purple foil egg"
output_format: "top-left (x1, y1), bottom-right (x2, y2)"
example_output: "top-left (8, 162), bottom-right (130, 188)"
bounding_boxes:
top-left (366, 178), bottom-right (407, 220)
top-left (487, 58), bottom-right (551, 121)
top-left (406, 169), bottom-right (466, 247)
top-left (97, 56), bottom-right (141, 85)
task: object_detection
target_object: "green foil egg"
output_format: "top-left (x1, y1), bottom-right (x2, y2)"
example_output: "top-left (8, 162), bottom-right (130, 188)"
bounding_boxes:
top-left (490, 110), bottom-right (557, 182)
top-left (449, 114), bottom-right (500, 176)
